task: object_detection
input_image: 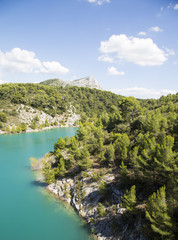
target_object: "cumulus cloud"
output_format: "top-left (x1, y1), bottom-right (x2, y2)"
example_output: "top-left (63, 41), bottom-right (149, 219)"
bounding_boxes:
top-left (0, 48), bottom-right (69, 75)
top-left (138, 32), bottom-right (147, 36)
top-left (99, 34), bottom-right (167, 66)
top-left (39, 61), bottom-right (69, 75)
top-left (110, 87), bottom-right (176, 99)
top-left (97, 55), bottom-right (114, 63)
top-left (88, 0), bottom-right (110, 5)
top-left (149, 26), bottom-right (163, 32)
top-left (107, 66), bottom-right (125, 76)
top-left (174, 4), bottom-right (178, 10)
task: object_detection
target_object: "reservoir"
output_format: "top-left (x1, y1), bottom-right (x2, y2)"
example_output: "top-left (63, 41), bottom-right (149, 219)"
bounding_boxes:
top-left (0, 128), bottom-right (90, 240)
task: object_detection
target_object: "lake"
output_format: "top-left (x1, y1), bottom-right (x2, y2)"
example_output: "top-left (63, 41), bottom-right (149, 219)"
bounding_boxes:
top-left (0, 128), bottom-right (91, 240)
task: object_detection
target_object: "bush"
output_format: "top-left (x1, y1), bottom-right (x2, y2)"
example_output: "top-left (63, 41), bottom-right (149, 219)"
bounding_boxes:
top-left (0, 112), bottom-right (7, 123)
top-left (20, 122), bottom-right (27, 132)
top-left (98, 181), bottom-right (108, 196)
top-left (97, 203), bottom-right (106, 217)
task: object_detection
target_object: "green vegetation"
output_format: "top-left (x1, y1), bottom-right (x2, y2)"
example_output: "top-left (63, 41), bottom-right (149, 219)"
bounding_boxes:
top-left (41, 91), bottom-right (178, 240)
top-left (1, 82), bottom-right (177, 239)
top-left (0, 83), bottom-right (123, 118)
top-left (146, 186), bottom-right (173, 239)
top-left (121, 185), bottom-right (137, 213)
top-left (0, 112), bottom-right (7, 122)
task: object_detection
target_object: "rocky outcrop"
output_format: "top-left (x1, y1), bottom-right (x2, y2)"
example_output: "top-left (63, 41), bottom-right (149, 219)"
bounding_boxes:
top-left (69, 76), bottom-right (103, 90)
top-left (0, 104), bottom-right (80, 135)
top-left (39, 78), bottom-right (67, 87)
top-left (40, 76), bottom-right (103, 90)
top-left (47, 172), bottom-right (147, 240)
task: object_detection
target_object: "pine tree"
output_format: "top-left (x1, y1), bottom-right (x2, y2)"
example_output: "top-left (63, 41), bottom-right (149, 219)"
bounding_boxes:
top-left (58, 157), bottom-right (66, 177)
top-left (114, 133), bottom-right (130, 162)
top-left (42, 162), bottom-right (55, 184)
top-left (120, 161), bottom-right (130, 183)
top-left (79, 146), bottom-right (92, 170)
top-left (121, 185), bottom-right (137, 213)
top-left (145, 186), bottom-right (173, 239)
top-left (105, 143), bottom-right (115, 165)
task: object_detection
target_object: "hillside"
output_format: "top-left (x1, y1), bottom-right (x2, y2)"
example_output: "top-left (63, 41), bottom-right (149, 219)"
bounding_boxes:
top-left (0, 81), bottom-right (178, 239)
top-left (40, 92), bottom-right (178, 240)
top-left (0, 83), bottom-right (122, 134)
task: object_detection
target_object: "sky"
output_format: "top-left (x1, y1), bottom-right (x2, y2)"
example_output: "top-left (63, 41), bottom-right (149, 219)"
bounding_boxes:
top-left (0, 0), bottom-right (178, 99)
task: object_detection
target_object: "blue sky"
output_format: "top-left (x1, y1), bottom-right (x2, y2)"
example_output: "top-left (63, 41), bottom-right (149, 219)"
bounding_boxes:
top-left (0, 0), bottom-right (178, 98)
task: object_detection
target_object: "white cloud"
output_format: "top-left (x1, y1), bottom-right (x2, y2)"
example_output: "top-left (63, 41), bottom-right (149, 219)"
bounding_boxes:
top-left (174, 4), bottom-right (178, 10)
top-left (0, 79), bottom-right (7, 84)
top-left (99, 34), bottom-right (167, 66)
top-left (40, 61), bottom-right (69, 75)
top-left (0, 48), bottom-right (69, 75)
top-left (110, 87), bottom-right (176, 99)
top-left (107, 66), bottom-right (125, 76)
top-left (149, 26), bottom-right (163, 32)
top-left (88, 0), bottom-right (110, 5)
top-left (164, 48), bottom-right (175, 57)
top-left (98, 55), bottom-right (114, 63)
top-left (138, 32), bottom-right (147, 36)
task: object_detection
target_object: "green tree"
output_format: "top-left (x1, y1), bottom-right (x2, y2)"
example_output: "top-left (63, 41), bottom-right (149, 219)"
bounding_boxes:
top-left (120, 161), bottom-right (130, 184)
top-left (54, 137), bottom-right (66, 151)
top-left (145, 186), bottom-right (173, 239)
top-left (114, 133), bottom-right (130, 162)
top-left (20, 122), bottom-right (27, 132)
top-left (98, 181), bottom-right (108, 197)
top-left (79, 146), bottom-right (92, 170)
top-left (57, 157), bottom-right (66, 177)
top-left (121, 185), bottom-right (137, 213)
top-left (119, 97), bottom-right (142, 122)
top-left (105, 143), bottom-right (115, 165)
top-left (42, 162), bottom-right (55, 184)
top-left (0, 112), bottom-right (7, 123)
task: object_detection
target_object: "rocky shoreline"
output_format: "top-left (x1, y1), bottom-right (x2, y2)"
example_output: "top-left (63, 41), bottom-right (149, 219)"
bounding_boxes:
top-left (46, 173), bottom-right (146, 240)
top-left (0, 104), bottom-right (80, 135)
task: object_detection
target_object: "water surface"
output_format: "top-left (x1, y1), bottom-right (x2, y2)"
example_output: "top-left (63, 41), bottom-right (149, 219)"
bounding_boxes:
top-left (0, 128), bottom-right (90, 240)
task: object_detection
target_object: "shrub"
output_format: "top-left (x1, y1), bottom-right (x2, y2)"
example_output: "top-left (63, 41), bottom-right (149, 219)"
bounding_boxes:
top-left (98, 181), bottom-right (108, 196)
top-left (97, 203), bottom-right (106, 217)
top-left (0, 112), bottom-right (7, 123)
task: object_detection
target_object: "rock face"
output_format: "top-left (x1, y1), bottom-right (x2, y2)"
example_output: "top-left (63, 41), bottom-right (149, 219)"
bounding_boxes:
top-left (0, 104), bottom-right (80, 135)
top-left (47, 173), bottom-right (147, 240)
top-left (40, 76), bottom-right (103, 90)
top-left (39, 78), bottom-right (67, 87)
top-left (69, 76), bottom-right (103, 90)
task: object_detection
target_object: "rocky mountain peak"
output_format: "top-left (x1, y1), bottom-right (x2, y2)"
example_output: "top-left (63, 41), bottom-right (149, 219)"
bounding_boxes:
top-left (69, 76), bottom-right (103, 90)
top-left (40, 76), bottom-right (103, 90)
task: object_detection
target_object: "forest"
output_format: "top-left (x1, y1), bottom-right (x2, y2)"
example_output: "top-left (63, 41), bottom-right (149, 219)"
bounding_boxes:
top-left (0, 83), bottom-right (178, 239)
top-left (42, 90), bottom-right (178, 239)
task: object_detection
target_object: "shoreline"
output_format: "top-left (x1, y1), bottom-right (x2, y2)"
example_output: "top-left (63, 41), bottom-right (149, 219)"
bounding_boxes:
top-left (0, 123), bottom-right (77, 135)
top-left (46, 174), bottom-right (124, 240)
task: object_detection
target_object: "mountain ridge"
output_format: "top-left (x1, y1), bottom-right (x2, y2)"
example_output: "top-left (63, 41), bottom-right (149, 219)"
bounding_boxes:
top-left (40, 76), bottom-right (103, 90)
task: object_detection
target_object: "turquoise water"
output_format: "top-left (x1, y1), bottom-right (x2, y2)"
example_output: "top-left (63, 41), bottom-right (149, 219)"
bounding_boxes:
top-left (0, 128), bottom-right (90, 240)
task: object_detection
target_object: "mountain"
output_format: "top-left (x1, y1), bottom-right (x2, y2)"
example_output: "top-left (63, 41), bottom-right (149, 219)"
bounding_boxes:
top-left (40, 76), bottom-right (103, 90)
top-left (39, 78), bottom-right (67, 87)
top-left (69, 76), bottom-right (103, 90)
